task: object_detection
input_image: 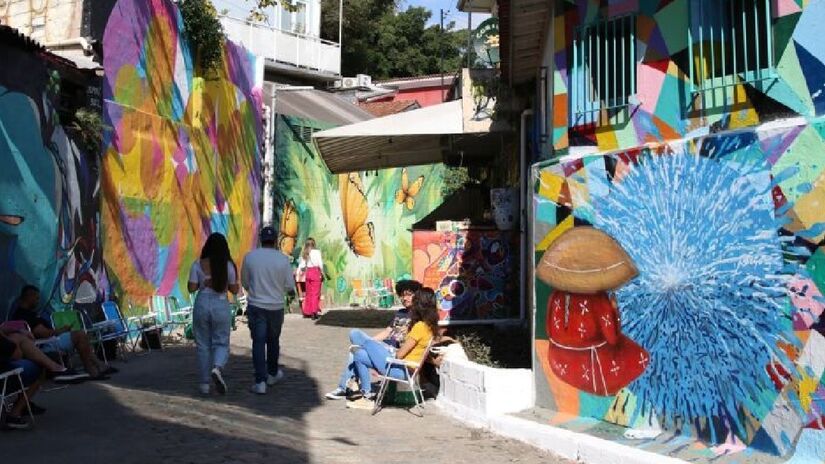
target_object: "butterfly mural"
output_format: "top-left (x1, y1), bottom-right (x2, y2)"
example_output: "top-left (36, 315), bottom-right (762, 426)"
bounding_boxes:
top-left (278, 199), bottom-right (299, 255)
top-left (395, 168), bottom-right (425, 210)
top-left (340, 173), bottom-right (375, 257)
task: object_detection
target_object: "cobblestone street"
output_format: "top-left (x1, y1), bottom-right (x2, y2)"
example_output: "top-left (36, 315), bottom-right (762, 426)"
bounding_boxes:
top-left (6, 314), bottom-right (572, 464)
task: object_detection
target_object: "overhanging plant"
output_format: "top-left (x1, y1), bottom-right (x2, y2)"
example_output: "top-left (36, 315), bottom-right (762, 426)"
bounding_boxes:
top-left (178, 0), bottom-right (226, 76)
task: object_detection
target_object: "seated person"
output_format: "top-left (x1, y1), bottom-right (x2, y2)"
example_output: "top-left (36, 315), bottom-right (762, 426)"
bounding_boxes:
top-left (325, 279), bottom-right (422, 400)
top-left (345, 288), bottom-right (439, 409)
top-left (0, 332), bottom-right (85, 429)
top-left (9, 285), bottom-right (114, 380)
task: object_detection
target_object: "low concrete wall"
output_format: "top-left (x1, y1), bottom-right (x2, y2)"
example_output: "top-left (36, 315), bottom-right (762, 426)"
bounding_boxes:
top-left (436, 357), bottom-right (690, 464)
top-left (437, 357), bottom-right (533, 421)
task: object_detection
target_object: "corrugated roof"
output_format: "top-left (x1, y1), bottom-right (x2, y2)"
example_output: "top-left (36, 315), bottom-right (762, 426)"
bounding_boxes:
top-left (274, 89), bottom-right (373, 125)
top-left (358, 99), bottom-right (419, 117)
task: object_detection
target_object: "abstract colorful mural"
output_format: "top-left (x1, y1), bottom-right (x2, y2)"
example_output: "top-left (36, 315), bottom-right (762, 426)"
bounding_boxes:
top-left (412, 229), bottom-right (517, 321)
top-left (0, 34), bottom-right (106, 316)
top-left (531, 1), bottom-right (825, 459)
top-left (272, 115), bottom-right (446, 307)
top-left (546, 0), bottom-right (825, 159)
top-left (100, 0), bottom-right (262, 304)
top-left (533, 121), bottom-right (825, 457)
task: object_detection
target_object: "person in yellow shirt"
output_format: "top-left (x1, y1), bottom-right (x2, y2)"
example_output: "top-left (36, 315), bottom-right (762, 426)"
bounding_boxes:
top-left (345, 288), bottom-right (438, 409)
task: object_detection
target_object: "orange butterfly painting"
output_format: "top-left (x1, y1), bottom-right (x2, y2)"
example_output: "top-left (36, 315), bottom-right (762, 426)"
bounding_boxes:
top-left (395, 168), bottom-right (425, 210)
top-left (340, 173), bottom-right (375, 257)
top-left (278, 200), bottom-right (299, 255)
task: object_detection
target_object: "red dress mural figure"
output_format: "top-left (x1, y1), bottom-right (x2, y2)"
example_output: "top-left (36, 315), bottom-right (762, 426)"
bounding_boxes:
top-left (537, 227), bottom-right (648, 396)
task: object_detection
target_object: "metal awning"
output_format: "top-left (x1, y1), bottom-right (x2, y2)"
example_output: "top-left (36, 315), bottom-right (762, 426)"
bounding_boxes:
top-left (313, 100), bottom-right (478, 173)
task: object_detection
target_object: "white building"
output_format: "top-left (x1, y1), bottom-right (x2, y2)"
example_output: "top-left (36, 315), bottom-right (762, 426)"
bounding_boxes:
top-left (216, 0), bottom-right (341, 85)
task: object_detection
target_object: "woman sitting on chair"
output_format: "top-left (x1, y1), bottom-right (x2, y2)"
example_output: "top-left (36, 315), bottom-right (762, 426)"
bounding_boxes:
top-left (345, 288), bottom-right (438, 410)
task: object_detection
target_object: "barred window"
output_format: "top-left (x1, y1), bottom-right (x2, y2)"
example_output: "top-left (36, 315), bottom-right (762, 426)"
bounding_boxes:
top-left (688, 0), bottom-right (775, 93)
top-left (570, 15), bottom-right (637, 125)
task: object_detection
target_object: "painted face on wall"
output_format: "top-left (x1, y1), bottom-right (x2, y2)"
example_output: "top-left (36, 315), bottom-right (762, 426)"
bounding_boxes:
top-left (0, 87), bottom-right (60, 314)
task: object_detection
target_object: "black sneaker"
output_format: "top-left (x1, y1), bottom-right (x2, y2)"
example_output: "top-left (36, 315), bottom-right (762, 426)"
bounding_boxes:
top-left (27, 402), bottom-right (46, 416)
top-left (102, 366), bottom-right (119, 375)
top-left (50, 368), bottom-right (90, 384)
top-left (4, 415), bottom-right (31, 430)
top-left (211, 367), bottom-right (227, 395)
top-left (324, 388), bottom-right (347, 400)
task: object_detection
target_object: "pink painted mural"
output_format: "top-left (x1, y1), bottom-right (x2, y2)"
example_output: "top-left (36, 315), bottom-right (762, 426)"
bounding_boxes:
top-left (100, 0), bottom-right (262, 304)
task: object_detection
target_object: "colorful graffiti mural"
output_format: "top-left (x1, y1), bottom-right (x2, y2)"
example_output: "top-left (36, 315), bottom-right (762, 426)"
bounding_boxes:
top-left (0, 35), bottom-right (106, 316)
top-left (534, 121), bottom-right (825, 457)
top-left (100, 0), bottom-right (262, 304)
top-left (412, 229), bottom-right (517, 321)
top-left (547, 0), bottom-right (825, 159)
top-left (533, 1), bottom-right (825, 459)
top-left (272, 115), bottom-right (446, 306)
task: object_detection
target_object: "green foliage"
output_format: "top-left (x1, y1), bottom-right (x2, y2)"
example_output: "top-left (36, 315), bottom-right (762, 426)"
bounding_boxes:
top-left (451, 325), bottom-right (531, 368)
top-left (68, 107), bottom-right (106, 155)
top-left (179, 0), bottom-right (226, 75)
top-left (441, 166), bottom-right (471, 198)
top-left (455, 331), bottom-right (500, 367)
top-left (323, 0), bottom-right (470, 78)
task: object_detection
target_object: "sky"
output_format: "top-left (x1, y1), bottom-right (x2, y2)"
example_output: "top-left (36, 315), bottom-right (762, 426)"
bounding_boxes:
top-left (213, 0), bottom-right (489, 29)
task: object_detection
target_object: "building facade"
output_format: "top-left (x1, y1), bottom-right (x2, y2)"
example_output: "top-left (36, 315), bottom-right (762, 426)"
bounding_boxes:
top-left (529, 0), bottom-right (825, 459)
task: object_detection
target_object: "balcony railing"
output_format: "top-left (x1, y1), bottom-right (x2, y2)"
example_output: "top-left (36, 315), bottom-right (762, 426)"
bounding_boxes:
top-left (219, 16), bottom-right (341, 77)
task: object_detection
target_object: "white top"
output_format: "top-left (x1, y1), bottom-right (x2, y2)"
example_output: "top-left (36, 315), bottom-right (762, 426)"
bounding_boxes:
top-left (188, 260), bottom-right (238, 296)
top-left (241, 248), bottom-right (296, 311)
top-left (297, 248), bottom-right (324, 270)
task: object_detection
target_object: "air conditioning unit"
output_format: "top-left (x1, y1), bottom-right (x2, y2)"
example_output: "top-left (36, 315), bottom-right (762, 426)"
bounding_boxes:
top-left (356, 74), bottom-right (372, 87)
top-left (339, 77), bottom-right (358, 89)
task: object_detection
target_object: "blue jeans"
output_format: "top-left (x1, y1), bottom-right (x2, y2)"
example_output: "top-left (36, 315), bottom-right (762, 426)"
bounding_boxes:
top-left (247, 306), bottom-right (284, 383)
top-left (193, 292), bottom-right (232, 384)
top-left (348, 329), bottom-right (407, 394)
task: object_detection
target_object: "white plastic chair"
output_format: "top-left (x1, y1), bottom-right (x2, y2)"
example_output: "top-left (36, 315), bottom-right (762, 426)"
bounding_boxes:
top-left (372, 338), bottom-right (434, 416)
top-left (0, 367), bottom-right (34, 425)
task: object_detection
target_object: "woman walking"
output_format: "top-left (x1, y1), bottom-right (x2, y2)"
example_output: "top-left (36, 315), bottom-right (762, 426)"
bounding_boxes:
top-left (188, 232), bottom-right (240, 395)
top-left (298, 238), bottom-right (324, 319)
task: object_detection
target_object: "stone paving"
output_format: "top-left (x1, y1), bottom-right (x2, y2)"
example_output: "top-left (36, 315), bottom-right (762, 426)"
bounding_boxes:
top-left (5, 313), bottom-right (573, 464)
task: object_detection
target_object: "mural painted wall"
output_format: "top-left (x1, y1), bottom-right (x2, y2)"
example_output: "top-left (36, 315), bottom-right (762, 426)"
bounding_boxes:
top-left (272, 115), bottom-right (446, 307)
top-left (412, 229), bottom-right (517, 321)
top-left (547, 0), bottom-right (825, 159)
top-left (100, 0), bottom-right (262, 305)
top-left (0, 37), bottom-right (106, 316)
top-left (533, 120), bottom-right (825, 459)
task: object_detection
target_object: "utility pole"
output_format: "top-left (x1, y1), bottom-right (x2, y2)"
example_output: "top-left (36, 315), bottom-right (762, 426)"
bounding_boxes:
top-left (440, 9), bottom-right (446, 102)
top-left (467, 0), bottom-right (473, 69)
top-left (262, 90), bottom-right (277, 227)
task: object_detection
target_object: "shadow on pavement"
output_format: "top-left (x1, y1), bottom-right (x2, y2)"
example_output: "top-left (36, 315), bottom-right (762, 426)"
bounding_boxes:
top-left (3, 344), bottom-right (321, 464)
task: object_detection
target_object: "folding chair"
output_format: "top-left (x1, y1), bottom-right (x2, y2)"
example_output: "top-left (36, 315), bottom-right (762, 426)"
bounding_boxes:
top-left (94, 302), bottom-right (132, 364)
top-left (372, 338), bottom-right (434, 416)
top-left (124, 301), bottom-right (164, 354)
top-left (0, 367), bottom-right (34, 425)
top-left (164, 296), bottom-right (192, 334)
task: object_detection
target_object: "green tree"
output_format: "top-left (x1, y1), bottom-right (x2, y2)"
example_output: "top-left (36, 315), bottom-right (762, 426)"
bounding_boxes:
top-left (251, 0), bottom-right (470, 79)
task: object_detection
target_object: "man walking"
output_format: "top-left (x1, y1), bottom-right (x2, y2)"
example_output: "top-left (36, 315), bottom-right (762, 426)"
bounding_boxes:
top-left (242, 226), bottom-right (296, 394)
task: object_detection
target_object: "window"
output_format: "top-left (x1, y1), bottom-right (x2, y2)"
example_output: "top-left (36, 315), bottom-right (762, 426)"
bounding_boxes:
top-left (279, 1), bottom-right (307, 34)
top-left (570, 15), bottom-right (637, 125)
top-left (688, 0), bottom-right (775, 93)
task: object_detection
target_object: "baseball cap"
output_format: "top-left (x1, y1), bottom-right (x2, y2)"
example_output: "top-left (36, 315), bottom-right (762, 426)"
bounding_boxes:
top-left (260, 226), bottom-right (277, 242)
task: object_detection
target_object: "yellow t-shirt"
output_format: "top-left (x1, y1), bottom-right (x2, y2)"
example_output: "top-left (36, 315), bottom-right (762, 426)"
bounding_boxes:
top-left (402, 321), bottom-right (433, 363)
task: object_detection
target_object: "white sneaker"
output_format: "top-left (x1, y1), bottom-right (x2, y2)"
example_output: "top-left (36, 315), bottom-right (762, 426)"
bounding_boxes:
top-left (198, 383), bottom-right (210, 395)
top-left (250, 382), bottom-right (266, 395)
top-left (211, 367), bottom-right (227, 395)
top-left (266, 370), bottom-right (285, 386)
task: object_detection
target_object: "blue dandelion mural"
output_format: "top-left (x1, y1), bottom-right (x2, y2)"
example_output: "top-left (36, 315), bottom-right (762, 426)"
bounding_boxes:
top-left (592, 151), bottom-right (795, 433)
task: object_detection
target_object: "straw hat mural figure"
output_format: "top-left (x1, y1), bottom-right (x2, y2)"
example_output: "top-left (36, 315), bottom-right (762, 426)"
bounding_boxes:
top-left (536, 226), bottom-right (648, 396)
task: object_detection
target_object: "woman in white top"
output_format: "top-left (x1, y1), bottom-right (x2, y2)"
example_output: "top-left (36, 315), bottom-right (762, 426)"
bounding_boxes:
top-left (187, 232), bottom-right (240, 395)
top-left (297, 237), bottom-right (324, 319)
